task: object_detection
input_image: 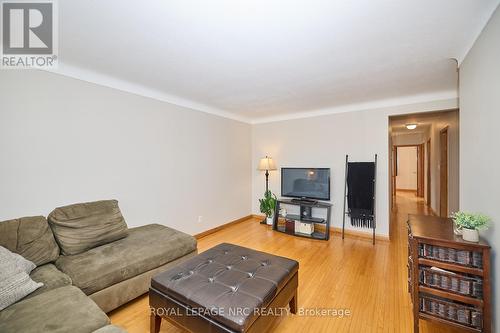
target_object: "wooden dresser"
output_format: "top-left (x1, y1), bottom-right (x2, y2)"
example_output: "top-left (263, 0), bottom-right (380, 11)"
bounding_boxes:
top-left (407, 215), bottom-right (491, 333)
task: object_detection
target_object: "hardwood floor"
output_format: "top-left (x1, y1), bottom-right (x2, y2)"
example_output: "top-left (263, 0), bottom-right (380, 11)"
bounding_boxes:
top-left (110, 192), bottom-right (463, 332)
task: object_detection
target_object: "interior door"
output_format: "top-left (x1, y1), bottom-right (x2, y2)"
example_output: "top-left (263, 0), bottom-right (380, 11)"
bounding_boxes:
top-left (439, 128), bottom-right (448, 217)
top-left (392, 146), bottom-right (397, 197)
top-left (417, 144), bottom-right (425, 198)
top-left (426, 139), bottom-right (431, 206)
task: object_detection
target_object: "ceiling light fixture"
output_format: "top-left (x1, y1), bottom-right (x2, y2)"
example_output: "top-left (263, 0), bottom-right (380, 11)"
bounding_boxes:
top-left (406, 124), bottom-right (417, 130)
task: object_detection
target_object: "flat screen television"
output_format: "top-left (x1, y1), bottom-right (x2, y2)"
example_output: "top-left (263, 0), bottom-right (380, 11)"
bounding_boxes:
top-left (281, 168), bottom-right (330, 201)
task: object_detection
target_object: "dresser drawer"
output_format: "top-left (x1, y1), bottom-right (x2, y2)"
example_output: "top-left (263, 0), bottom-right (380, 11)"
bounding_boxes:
top-left (419, 266), bottom-right (483, 298)
top-left (419, 244), bottom-right (483, 268)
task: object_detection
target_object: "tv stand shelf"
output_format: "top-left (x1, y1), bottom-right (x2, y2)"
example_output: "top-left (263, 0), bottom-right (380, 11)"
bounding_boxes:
top-left (272, 199), bottom-right (331, 240)
top-left (281, 214), bottom-right (325, 224)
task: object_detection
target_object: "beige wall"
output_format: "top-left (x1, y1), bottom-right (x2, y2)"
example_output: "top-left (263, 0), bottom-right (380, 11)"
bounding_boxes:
top-left (460, 5), bottom-right (500, 328)
top-left (0, 70), bottom-right (252, 235)
top-left (252, 98), bottom-right (458, 237)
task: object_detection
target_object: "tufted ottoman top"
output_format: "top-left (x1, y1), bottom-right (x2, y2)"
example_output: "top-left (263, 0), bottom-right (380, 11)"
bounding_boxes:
top-left (151, 243), bottom-right (298, 332)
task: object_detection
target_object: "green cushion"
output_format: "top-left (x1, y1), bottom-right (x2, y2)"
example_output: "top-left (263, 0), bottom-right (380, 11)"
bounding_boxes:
top-left (56, 224), bottom-right (196, 295)
top-left (27, 264), bottom-right (72, 299)
top-left (48, 200), bottom-right (128, 255)
top-left (0, 216), bottom-right (60, 266)
top-left (0, 286), bottom-right (110, 333)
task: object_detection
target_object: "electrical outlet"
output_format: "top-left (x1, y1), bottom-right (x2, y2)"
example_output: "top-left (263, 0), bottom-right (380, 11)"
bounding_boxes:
top-left (198, 216), bottom-right (203, 223)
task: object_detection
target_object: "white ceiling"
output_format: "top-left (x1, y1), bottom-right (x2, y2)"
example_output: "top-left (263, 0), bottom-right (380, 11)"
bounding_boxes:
top-left (54, 0), bottom-right (499, 123)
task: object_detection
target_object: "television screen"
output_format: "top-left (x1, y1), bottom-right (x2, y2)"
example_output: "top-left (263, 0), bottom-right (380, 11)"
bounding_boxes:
top-left (281, 168), bottom-right (330, 200)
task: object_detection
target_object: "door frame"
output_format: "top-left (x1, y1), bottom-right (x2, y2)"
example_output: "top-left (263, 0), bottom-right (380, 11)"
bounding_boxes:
top-left (426, 139), bottom-right (431, 206)
top-left (393, 144), bottom-right (422, 196)
top-left (417, 143), bottom-right (425, 198)
top-left (392, 146), bottom-right (397, 198)
top-left (439, 127), bottom-right (449, 217)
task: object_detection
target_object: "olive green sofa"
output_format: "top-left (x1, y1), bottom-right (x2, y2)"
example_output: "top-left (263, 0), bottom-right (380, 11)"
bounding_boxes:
top-left (0, 200), bottom-right (197, 333)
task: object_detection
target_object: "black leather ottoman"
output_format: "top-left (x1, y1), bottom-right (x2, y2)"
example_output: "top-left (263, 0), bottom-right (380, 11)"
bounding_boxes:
top-left (149, 243), bottom-right (299, 333)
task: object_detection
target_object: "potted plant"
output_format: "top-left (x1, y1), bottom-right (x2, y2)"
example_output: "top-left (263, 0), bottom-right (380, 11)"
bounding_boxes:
top-left (259, 190), bottom-right (277, 225)
top-left (451, 211), bottom-right (491, 242)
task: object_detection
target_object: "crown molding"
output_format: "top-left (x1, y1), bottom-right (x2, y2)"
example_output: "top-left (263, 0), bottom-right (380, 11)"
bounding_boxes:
top-left (44, 62), bottom-right (252, 124)
top-left (44, 63), bottom-right (457, 126)
top-left (251, 91), bottom-right (458, 124)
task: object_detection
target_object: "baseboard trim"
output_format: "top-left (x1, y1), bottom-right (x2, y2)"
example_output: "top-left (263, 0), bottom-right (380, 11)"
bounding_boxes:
top-left (195, 215), bottom-right (390, 242)
top-left (194, 215), bottom-right (253, 239)
top-left (429, 207), bottom-right (438, 217)
top-left (331, 227), bottom-right (390, 242)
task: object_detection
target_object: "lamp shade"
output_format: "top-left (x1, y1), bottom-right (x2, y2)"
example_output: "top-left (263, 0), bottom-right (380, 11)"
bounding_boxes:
top-left (258, 156), bottom-right (277, 171)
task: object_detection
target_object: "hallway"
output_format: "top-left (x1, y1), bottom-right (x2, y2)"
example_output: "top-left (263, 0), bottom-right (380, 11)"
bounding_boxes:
top-left (389, 109), bottom-right (460, 219)
top-left (391, 190), bottom-right (433, 252)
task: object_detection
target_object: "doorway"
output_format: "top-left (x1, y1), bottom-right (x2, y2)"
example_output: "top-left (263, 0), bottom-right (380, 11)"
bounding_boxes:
top-left (426, 139), bottom-right (431, 206)
top-left (395, 146), bottom-right (419, 194)
top-left (388, 109), bottom-right (459, 231)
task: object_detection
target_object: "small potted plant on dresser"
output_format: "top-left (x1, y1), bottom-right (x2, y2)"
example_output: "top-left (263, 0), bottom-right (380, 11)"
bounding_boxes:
top-left (452, 211), bottom-right (491, 242)
top-left (259, 190), bottom-right (277, 225)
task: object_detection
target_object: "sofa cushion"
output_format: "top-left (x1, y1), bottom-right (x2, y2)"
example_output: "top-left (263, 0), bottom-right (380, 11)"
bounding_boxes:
top-left (0, 246), bottom-right (43, 310)
top-left (90, 251), bottom-right (198, 313)
top-left (0, 216), bottom-right (60, 266)
top-left (0, 286), bottom-right (110, 333)
top-left (27, 263), bottom-right (72, 298)
top-left (48, 200), bottom-right (128, 255)
top-left (0, 245), bottom-right (36, 274)
top-left (56, 224), bottom-right (197, 295)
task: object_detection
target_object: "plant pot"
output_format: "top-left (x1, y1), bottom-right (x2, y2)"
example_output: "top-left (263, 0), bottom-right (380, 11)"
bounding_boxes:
top-left (266, 216), bottom-right (274, 225)
top-left (462, 228), bottom-right (479, 242)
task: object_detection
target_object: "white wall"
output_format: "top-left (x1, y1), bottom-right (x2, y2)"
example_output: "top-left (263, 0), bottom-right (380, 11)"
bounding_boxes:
top-left (0, 70), bottom-right (252, 235)
top-left (428, 111), bottom-right (460, 216)
top-left (392, 132), bottom-right (425, 146)
top-left (396, 146), bottom-right (417, 190)
top-left (460, 5), bottom-right (500, 329)
top-left (252, 98), bottom-right (458, 237)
